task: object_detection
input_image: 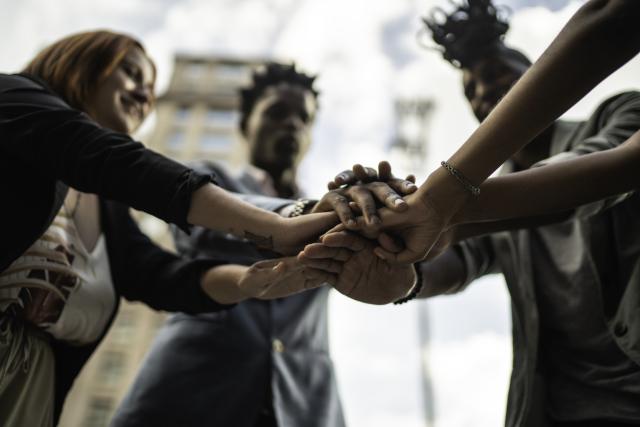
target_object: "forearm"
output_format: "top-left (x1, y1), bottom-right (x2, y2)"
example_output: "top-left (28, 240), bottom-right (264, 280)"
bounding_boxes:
top-left (446, 0), bottom-right (640, 184)
top-left (200, 264), bottom-right (249, 304)
top-left (456, 132), bottom-right (640, 223)
top-left (417, 248), bottom-right (467, 298)
top-left (187, 183), bottom-right (283, 248)
top-left (448, 212), bottom-right (571, 245)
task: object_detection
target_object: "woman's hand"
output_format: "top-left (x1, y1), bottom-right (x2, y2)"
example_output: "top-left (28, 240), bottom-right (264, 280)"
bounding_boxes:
top-left (238, 257), bottom-right (336, 300)
top-left (202, 257), bottom-right (337, 304)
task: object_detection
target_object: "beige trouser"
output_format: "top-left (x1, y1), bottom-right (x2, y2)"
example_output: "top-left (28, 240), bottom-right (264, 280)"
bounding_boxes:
top-left (0, 316), bottom-right (54, 427)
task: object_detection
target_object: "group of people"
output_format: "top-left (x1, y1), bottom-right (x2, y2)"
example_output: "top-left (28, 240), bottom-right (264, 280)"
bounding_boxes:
top-left (1, 0), bottom-right (640, 426)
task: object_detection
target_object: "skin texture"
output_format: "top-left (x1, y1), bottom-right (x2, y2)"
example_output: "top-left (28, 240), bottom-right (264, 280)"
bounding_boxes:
top-left (244, 82), bottom-right (316, 197)
top-left (84, 47), bottom-right (155, 134)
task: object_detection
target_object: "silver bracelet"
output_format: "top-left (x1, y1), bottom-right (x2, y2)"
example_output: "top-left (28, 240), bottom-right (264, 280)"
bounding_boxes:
top-left (440, 161), bottom-right (480, 196)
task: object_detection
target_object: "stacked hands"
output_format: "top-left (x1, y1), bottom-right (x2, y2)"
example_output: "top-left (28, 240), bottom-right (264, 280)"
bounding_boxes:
top-left (241, 161), bottom-right (468, 305)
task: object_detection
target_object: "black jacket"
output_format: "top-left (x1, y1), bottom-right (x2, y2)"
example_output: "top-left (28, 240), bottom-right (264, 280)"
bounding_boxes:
top-left (0, 73), bottom-right (212, 271)
top-left (51, 199), bottom-right (231, 423)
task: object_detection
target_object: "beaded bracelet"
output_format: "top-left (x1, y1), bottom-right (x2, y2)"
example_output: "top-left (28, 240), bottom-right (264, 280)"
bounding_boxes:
top-left (440, 160), bottom-right (481, 196)
top-left (393, 263), bottom-right (424, 305)
top-left (288, 198), bottom-right (315, 217)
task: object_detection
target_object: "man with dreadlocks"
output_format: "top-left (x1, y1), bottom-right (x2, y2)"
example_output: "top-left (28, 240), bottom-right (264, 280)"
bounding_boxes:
top-left (412, 1), bottom-right (640, 426)
top-left (110, 63), bottom-right (347, 427)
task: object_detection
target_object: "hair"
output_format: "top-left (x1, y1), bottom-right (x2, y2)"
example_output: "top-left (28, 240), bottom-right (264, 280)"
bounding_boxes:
top-left (239, 62), bottom-right (319, 134)
top-left (422, 0), bottom-right (530, 69)
top-left (23, 30), bottom-right (156, 111)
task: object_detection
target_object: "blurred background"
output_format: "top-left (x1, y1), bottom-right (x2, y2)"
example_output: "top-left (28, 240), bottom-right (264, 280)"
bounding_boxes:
top-left (2, 0), bottom-right (639, 425)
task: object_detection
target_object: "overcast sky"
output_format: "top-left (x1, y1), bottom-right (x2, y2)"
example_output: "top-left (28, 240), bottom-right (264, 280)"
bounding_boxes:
top-left (4, 0), bottom-right (640, 426)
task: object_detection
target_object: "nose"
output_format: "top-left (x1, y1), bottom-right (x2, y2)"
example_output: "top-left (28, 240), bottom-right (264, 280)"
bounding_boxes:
top-left (282, 114), bottom-right (304, 131)
top-left (130, 86), bottom-right (152, 105)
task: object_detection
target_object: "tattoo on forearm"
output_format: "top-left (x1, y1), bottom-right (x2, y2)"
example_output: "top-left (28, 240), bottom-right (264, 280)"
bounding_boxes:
top-left (244, 231), bottom-right (274, 250)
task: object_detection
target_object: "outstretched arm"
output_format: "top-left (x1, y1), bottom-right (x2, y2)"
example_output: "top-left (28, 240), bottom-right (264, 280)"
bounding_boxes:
top-left (201, 257), bottom-right (334, 304)
top-left (457, 131), bottom-right (640, 223)
top-left (375, 0), bottom-right (640, 262)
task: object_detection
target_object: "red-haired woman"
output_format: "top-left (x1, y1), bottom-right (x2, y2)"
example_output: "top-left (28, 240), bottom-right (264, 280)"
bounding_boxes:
top-left (0, 31), bottom-right (336, 427)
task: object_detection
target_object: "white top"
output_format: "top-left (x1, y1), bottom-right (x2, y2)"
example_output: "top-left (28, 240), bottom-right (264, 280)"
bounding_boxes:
top-left (0, 203), bottom-right (117, 345)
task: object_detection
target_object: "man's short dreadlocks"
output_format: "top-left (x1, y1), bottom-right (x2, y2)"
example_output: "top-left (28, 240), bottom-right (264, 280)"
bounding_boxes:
top-left (239, 62), bottom-right (319, 134)
top-left (422, 0), bottom-right (529, 69)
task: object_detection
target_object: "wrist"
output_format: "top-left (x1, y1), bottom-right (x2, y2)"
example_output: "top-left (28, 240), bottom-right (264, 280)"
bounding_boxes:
top-left (393, 264), bottom-right (423, 305)
top-left (202, 265), bottom-right (249, 304)
top-left (417, 166), bottom-right (473, 224)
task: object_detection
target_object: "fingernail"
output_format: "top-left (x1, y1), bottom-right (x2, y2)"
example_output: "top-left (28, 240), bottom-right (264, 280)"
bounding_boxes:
top-left (394, 199), bottom-right (406, 207)
top-left (370, 216), bottom-right (382, 225)
top-left (375, 250), bottom-right (386, 260)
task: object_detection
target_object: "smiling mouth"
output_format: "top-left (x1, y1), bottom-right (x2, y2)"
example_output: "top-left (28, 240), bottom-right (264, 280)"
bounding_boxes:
top-left (120, 95), bottom-right (143, 121)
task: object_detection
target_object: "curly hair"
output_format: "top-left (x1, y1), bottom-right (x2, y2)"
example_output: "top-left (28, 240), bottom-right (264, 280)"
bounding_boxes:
top-left (239, 62), bottom-right (318, 134)
top-left (422, 0), bottom-right (529, 69)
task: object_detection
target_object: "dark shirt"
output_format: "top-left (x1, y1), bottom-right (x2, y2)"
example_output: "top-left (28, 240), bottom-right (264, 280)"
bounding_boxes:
top-left (451, 92), bottom-right (640, 426)
top-left (112, 162), bottom-right (345, 427)
top-left (0, 73), bottom-right (213, 271)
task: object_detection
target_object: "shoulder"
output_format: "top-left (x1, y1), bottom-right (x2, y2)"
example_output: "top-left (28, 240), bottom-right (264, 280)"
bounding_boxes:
top-left (0, 73), bottom-right (70, 109)
top-left (592, 90), bottom-right (640, 117)
top-left (187, 160), bottom-right (230, 176)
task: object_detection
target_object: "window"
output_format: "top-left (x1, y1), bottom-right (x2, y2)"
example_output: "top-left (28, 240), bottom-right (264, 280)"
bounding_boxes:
top-left (110, 309), bottom-right (136, 345)
top-left (199, 132), bottom-right (233, 152)
top-left (183, 62), bottom-right (208, 82)
top-left (174, 106), bottom-right (191, 125)
top-left (214, 64), bottom-right (249, 83)
top-left (84, 397), bottom-right (113, 427)
top-left (98, 351), bottom-right (125, 386)
top-left (205, 108), bottom-right (238, 129)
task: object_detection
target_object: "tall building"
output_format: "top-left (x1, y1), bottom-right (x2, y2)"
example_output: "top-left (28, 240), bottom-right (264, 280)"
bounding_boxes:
top-left (58, 54), bottom-right (269, 427)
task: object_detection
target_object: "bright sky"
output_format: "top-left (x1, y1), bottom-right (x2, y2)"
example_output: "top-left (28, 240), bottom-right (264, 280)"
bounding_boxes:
top-left (3, 0), bottom-right (639, 426)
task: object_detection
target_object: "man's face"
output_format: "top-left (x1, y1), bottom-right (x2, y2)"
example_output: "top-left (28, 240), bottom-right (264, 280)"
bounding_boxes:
top-left (244, 83), bottom-right (317, 171)
top-left (462, 53), bottom-right (529, 122)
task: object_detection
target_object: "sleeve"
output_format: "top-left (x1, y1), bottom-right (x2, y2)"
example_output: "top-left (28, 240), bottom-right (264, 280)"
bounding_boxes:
top-left (450, 235), bottom-right (500, 293)
top-left (533, 91), bottom-right (640, 218)
top-left (0, 74), bottom-right (213, 231)
top-left (106, 202), bottom-right (233, 314)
